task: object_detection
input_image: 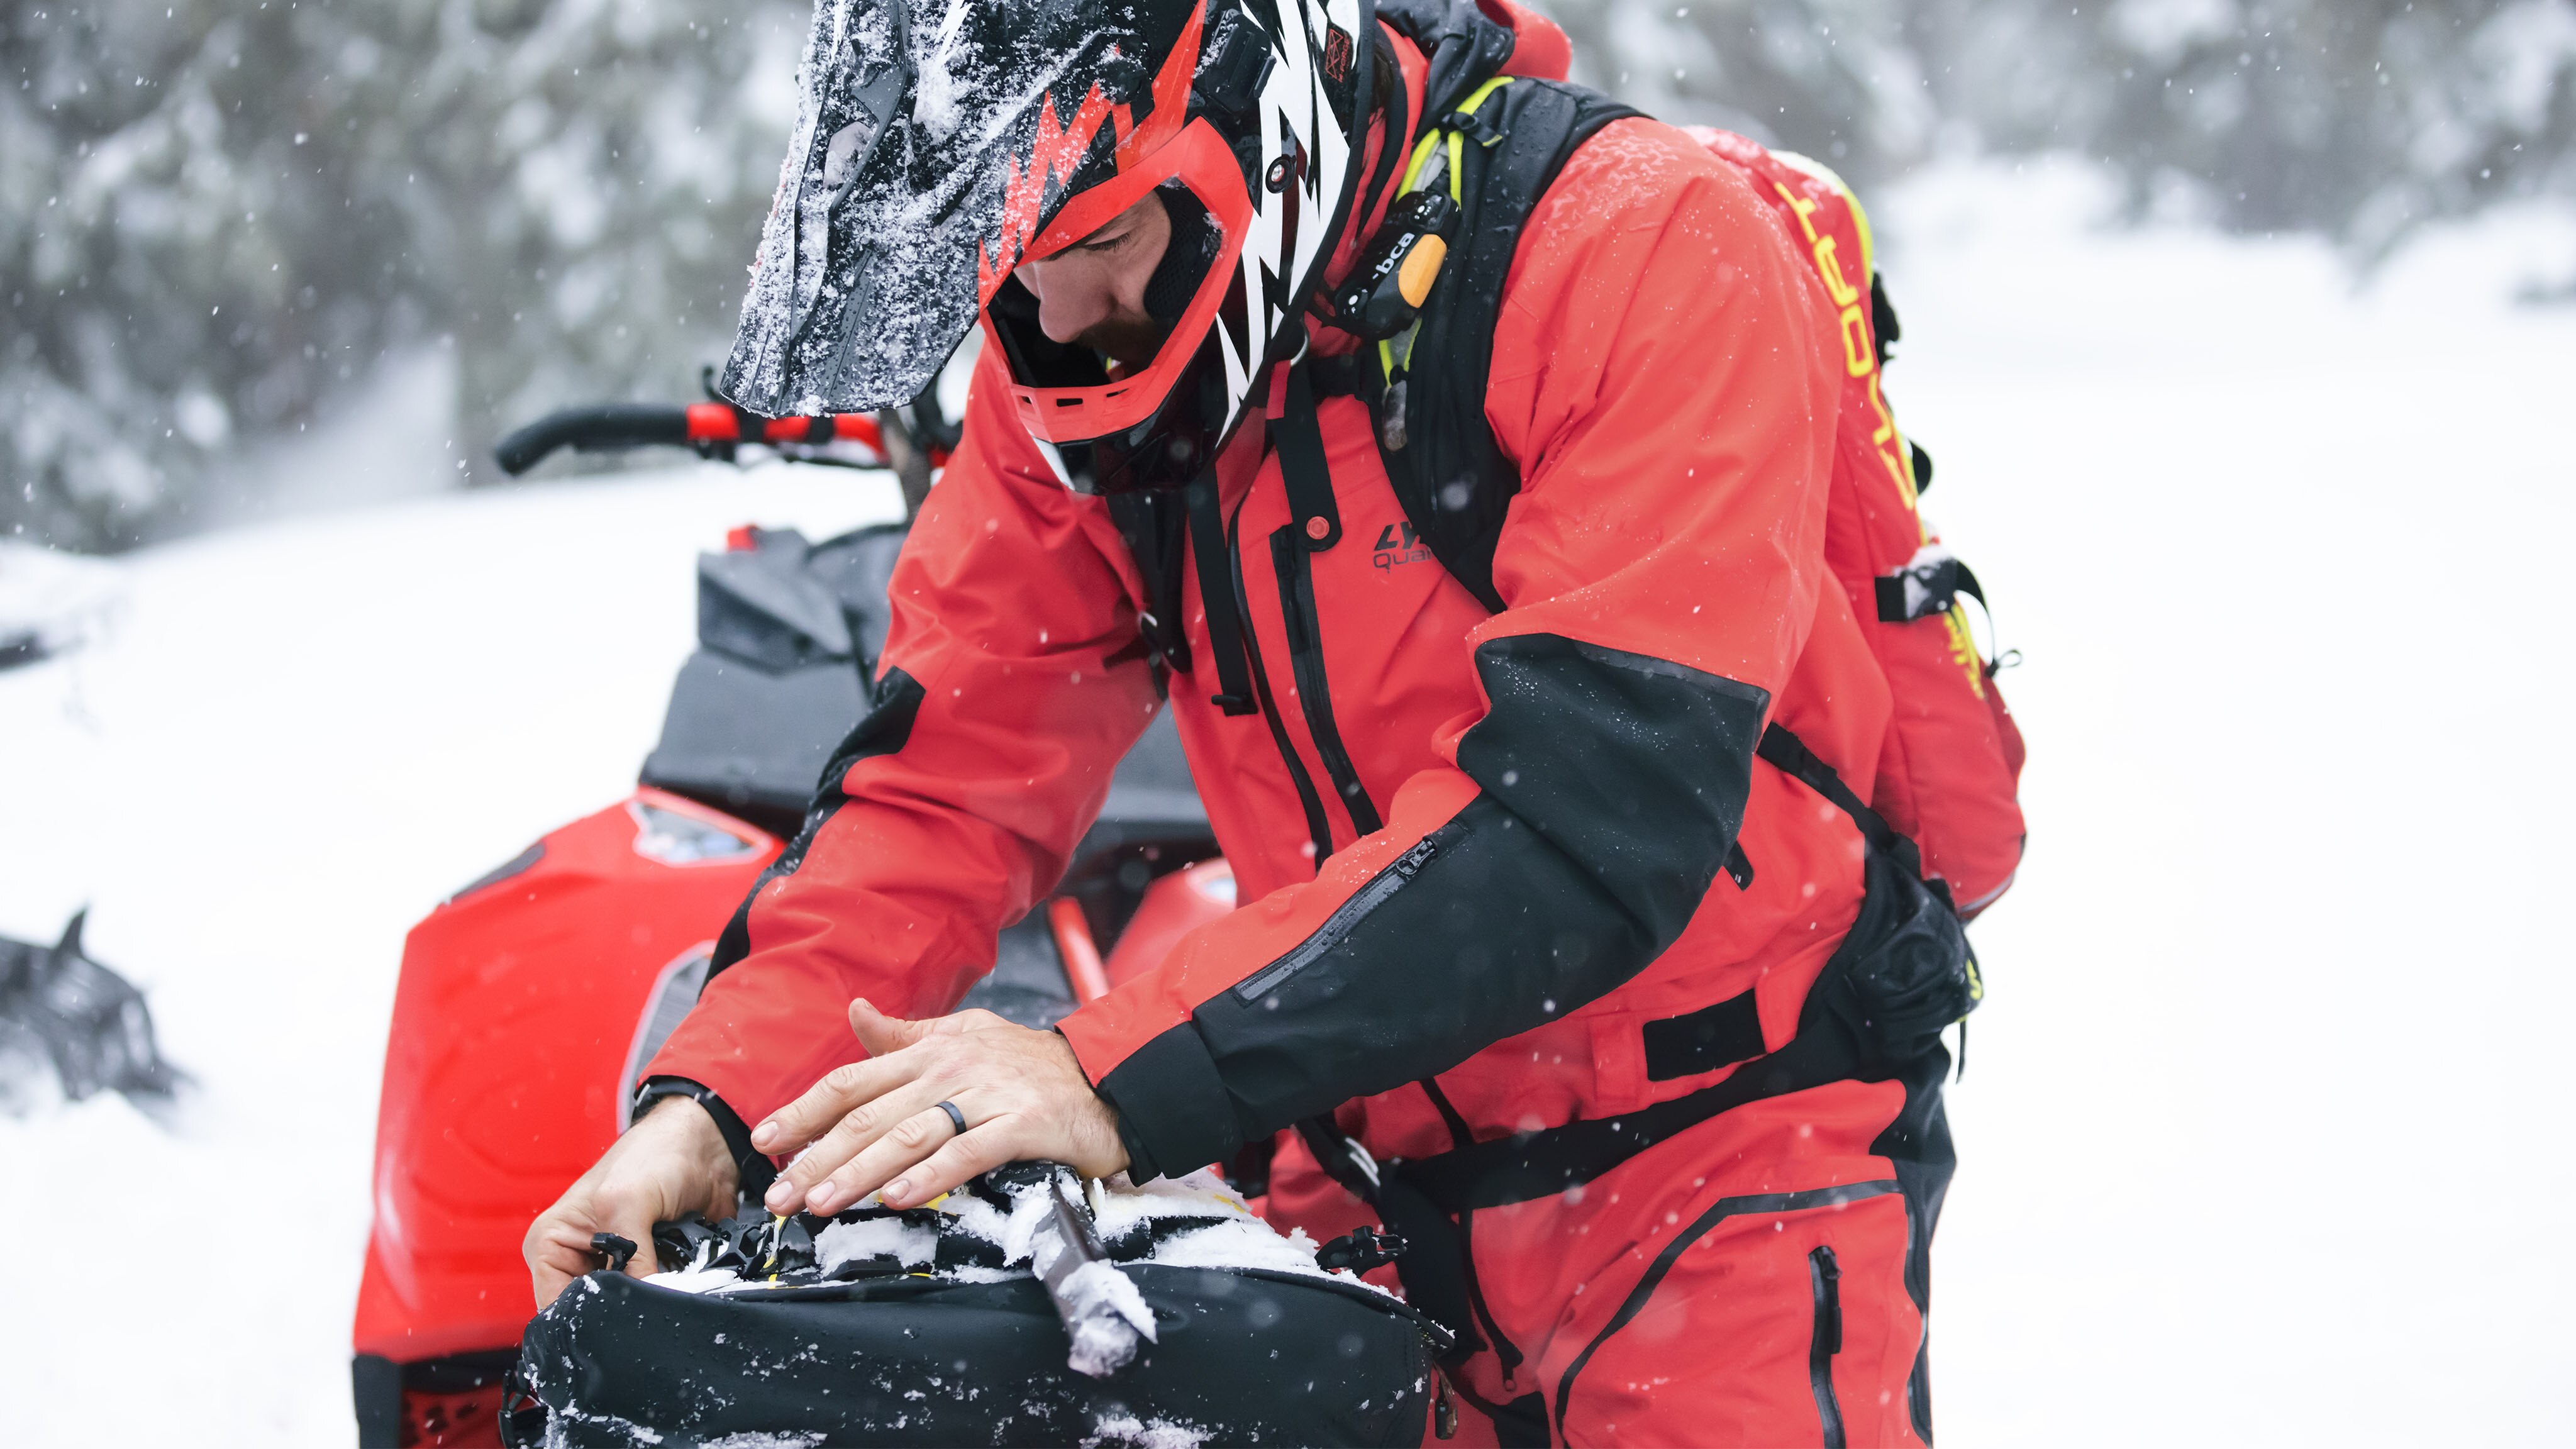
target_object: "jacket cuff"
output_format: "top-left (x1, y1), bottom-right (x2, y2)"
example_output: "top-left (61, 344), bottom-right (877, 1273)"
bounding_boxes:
top-left (634, 1075), bottom-right (778, 1196)
top-left (1092, 1023), bottom-right (1240, 1184)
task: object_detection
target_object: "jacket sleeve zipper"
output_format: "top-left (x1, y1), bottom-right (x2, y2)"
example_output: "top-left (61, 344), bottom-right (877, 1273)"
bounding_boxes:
top-left (1233, 835), bottom-right (1441, 1001)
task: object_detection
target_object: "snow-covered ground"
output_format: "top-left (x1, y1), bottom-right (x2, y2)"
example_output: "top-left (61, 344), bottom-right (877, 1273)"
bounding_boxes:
top-left (2, 159), bottom-right (2570, 1444)
top-left (1890, 160), bottom-right (2576, 1445)
top-left (0, 462), bottom-right (904, 1444)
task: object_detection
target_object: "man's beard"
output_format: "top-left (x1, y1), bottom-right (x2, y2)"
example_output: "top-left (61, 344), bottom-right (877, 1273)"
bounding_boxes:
top-left (1075, 313), bottom-right (1172, 372)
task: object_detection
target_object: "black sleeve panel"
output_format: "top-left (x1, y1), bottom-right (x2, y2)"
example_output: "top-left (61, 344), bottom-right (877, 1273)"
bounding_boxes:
top-left (1096, 634), bottom-right (1769, 1178)
top-left (1098, 1023), bottom-right (1236, 1184)
top-left (1455, 634), bottom-right (1770, 947)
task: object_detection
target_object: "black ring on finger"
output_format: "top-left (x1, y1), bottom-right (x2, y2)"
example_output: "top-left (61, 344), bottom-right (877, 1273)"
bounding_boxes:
top-left (933, 1099), bottom-right (967, 1137)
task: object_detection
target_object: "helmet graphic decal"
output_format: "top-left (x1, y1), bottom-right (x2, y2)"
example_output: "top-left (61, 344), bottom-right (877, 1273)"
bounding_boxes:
top-left (979, 4), bottom-right (1206, 301)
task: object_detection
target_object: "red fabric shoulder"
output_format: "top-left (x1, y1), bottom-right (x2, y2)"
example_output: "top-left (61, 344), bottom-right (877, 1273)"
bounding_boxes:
top-left (1488, 0), bottom-right (1572, 82)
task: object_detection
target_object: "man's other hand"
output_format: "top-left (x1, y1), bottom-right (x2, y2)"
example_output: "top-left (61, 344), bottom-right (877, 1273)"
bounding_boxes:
top-left (753, 1000), bottom-right (1128, 1216)
top-left (522, 1094), bottom-right (739, 1308)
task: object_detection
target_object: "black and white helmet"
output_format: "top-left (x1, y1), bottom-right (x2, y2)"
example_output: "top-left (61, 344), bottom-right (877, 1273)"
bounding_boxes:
top-left (720, 0), bottom-right (1379, 492)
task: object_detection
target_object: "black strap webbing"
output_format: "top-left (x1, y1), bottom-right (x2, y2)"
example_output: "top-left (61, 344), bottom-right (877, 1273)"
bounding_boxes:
top-left (1273, 363), bottom-right (1343, 551)
top-left (1955, 560), bottom-right (1985, 610)
top-left (1756, 722), bottom-right (1922, 879)
top-left (1871, 555), bottom-right (1987, 625)
top-left (1182, 474), bottom-right (1258, 716)
top-left (1640, 989), bottom-right (1764, 1081)
top-left (1394, 1024), bottom-right (1862, 1212)
top-left (1296, 1114), bottom-right (1487, 1366)
top-left (1306, 352), bottom-right (1373, 398)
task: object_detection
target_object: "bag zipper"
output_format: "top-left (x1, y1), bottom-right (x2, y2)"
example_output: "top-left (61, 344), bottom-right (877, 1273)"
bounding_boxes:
top-left (1809, 1244), bottom-right (1846, 1449)
top-left (1234, 835), bottom-right (1440, 1001)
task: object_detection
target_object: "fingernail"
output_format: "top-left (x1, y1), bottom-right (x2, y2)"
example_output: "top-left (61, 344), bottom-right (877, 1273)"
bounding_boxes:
top-left (806, 1182), bottom-right (836, 1212)
top-left (883, 1177), bottom-right (910, 1206)
top-left (763, 1179), bottom-right (795, 1211)
top-left (751, 1121), bottom-right (779, 1150)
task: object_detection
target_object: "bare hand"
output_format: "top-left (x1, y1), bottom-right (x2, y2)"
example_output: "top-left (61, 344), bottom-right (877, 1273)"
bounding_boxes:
top-left (753, 999), bottom-right (1128, 1216)
top-left (522, 1095), bottom-right (738, 1308)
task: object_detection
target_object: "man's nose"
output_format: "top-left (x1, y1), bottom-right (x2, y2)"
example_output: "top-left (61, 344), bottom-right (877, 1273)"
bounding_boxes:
top-left (1021, 260), bottom-right (1109, 346)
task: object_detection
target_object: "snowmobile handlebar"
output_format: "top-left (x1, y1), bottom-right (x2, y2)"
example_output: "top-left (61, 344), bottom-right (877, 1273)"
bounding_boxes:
top-left (494, 402), bottom-right (901, 475)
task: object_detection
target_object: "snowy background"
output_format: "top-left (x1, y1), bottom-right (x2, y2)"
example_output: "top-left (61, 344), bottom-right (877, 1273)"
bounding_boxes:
top-left (6, 0), bottom-right (2576, 1443)
top-left (11, 0), bottom-right (2573, 549)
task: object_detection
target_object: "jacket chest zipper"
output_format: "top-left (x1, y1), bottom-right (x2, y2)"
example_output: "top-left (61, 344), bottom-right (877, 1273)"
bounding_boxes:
top-left (1268, 528), bottom-right (1384, 839)
top-left (1219, 502), bottom-right (1336, 870)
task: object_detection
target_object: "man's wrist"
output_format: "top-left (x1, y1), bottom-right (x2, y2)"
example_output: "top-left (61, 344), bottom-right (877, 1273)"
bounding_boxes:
top-left (1050, 1027), bottom-right (1135, 1180)
top-left (633, 1075), bottom-right (778, 1196)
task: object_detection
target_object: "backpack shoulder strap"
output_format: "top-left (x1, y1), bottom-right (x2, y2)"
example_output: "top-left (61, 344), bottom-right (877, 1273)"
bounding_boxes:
top-left (1350, 105), bottom-right (1947, 883)
top-left (1360, 75), bottom-right (1637, 612)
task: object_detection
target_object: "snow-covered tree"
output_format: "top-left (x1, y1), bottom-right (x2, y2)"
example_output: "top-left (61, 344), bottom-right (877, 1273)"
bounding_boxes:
top-left (6, 0), bottom-right (2568, 551)
top-left (4, 0), bottom-right (807, 550)
top-left (1545, 0), bottom-right (1935, 188)
top-left (1544, 0), bottom-right (2576, 249)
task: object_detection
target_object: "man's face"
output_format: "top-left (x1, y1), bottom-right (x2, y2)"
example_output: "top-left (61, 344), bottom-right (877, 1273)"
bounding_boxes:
top-left (1014, 190), bottom-right (1174, 370)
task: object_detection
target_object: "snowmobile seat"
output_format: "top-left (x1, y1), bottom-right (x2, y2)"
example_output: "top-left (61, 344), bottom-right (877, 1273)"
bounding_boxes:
top-left (638, 520), bottom-right (1207, 857)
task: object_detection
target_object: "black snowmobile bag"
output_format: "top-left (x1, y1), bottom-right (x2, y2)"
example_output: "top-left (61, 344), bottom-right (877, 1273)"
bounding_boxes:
top-left (514, 1262), bottom-right (1435, 1447)
top-left (511, 1167), bottom-right (1446, 1449)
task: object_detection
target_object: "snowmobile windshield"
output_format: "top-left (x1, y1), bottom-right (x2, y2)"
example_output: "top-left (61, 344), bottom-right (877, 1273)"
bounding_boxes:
top-left (720, 0), bottom-right (1212, 416)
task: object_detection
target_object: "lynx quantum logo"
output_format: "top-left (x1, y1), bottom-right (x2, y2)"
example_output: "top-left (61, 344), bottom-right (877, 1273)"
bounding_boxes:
top-left (1372, 522), bottom-right (1431, 573)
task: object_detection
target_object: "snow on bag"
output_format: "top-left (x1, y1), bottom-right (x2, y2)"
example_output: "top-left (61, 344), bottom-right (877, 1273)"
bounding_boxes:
top-left (509, 1163), bottom-right (1444, 1446)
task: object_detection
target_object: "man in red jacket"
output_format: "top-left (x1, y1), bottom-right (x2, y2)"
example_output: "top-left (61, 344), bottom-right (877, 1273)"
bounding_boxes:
top-left (527, 1), bottom-right (1953, 1442)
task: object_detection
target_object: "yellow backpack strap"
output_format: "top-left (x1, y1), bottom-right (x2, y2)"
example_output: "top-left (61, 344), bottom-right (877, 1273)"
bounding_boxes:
top-left (1374, 77), bottom-right (1515, 390)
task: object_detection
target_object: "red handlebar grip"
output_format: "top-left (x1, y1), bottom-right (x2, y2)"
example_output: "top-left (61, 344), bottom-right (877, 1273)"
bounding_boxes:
top-left (833, 414), bottom-right (887, 451)
top-left (684, 403), bottom-right (741, 442)
top-left (687, 405), bottom-right (896, 458)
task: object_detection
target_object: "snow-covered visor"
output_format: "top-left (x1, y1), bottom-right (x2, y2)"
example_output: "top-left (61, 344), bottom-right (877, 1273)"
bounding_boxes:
top-left (717, 0), bottom-right (1208, 418)
top-left (979, 119), bottom-right (1254, 447)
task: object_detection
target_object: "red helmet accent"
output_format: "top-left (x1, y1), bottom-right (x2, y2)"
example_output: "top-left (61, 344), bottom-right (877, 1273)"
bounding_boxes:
top-left (984, 119), bottom-right (1253, 445)
top-left (977, 5), bottom-right (1205, 305)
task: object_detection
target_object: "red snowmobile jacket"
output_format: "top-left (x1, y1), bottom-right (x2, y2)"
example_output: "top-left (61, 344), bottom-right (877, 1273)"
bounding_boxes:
top-left (648, 19), bottom-right (1898, 1185)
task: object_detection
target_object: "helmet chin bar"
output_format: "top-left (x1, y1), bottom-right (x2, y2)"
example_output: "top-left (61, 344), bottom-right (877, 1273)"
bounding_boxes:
top-left (977, 0), bottom-right (1377, 492)
top-left (994, 296), bottom-right (1230, 497)
top-left (985, 119), bottom-right (1257, 454)
top-left (1066, 332), bottom-right (1233, 495)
